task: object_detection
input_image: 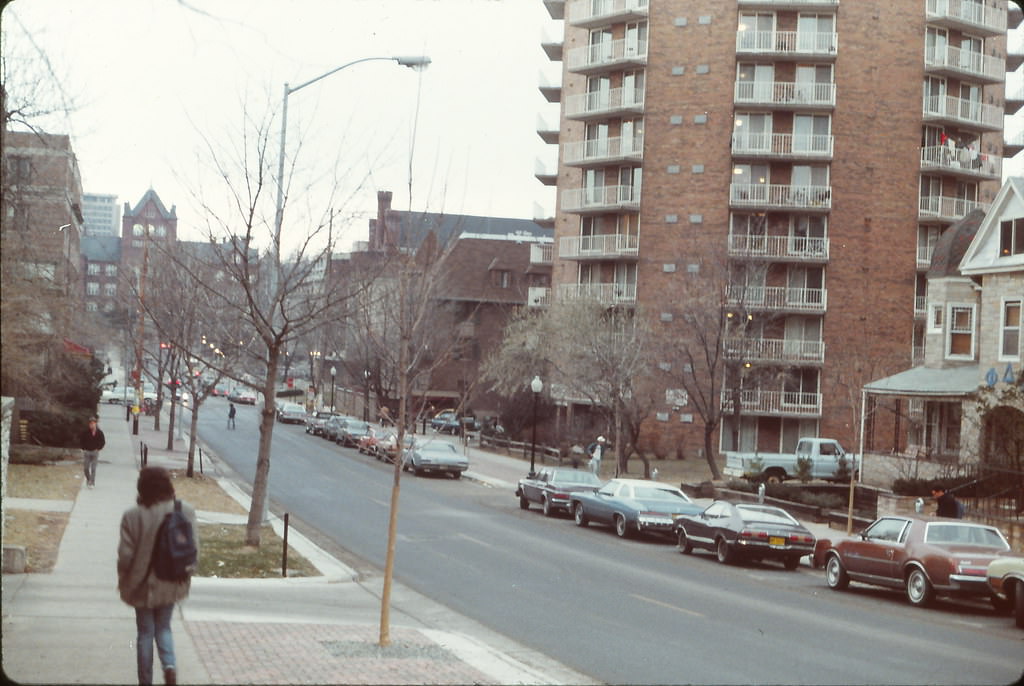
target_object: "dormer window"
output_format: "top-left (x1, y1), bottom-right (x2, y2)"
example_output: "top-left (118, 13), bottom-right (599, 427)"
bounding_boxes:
top-left (946, 304), bottom-right (975, 359)
top-left (492, 270), bottom-right (511, 288)
top-left (999, 218), bottom-right (1023, 256)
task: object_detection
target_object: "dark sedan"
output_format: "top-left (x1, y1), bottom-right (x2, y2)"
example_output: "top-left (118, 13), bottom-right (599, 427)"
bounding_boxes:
top-left (516, 467), bottom-right (602, 517)
top-left (305, 410), bottom-right (341, 436)
top-left (675, 501), bottom-right (816, 570)
top-left (814, 515), bottom-right (1013, 609)
top-left (322, 415), bottom-right (357, 443)
top-left (570, 478), bottom-right (703, 539)
top-left (338, 420), bottom-right (373, 447)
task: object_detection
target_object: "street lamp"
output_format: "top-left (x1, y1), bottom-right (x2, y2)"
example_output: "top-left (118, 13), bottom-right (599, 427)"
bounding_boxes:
top-left (330, 366), bottom-right (337, 412)
top-left (363, 369), bottom-right (371, 421)
top-left (529, 375), bottom-right (543, 477)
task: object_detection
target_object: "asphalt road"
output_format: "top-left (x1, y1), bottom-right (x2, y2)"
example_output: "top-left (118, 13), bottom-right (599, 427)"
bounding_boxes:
top-left (195, 400), bottom-right (1024, 685)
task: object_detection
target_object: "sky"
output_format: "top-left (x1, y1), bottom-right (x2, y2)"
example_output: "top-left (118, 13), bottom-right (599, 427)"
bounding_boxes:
top-left (2, 0), bottom-right (562, 251)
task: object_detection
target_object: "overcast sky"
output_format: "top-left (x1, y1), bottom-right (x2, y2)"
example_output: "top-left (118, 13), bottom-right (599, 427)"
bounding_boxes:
top-left (3, 0), bottom-right (562, 250)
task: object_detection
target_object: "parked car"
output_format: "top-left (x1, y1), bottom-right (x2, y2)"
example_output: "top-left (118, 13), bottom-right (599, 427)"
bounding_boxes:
top-left (276, 402), bottom-right (308, 424)
top-left (675, 501), bottom-right (816, 570)
top-left (323, 416), bottom-right (356, 443)
top-left (373, 432), bottom-right (413, 464)
top-left (429, 409), bottom-right (457, 431)
top-left (338, 419), bottom-right (373, 447)
top-left (101, 388), bottom-right (126, 404)
top-left (356, 424), bottom-right (386, 454)
top-left (724, 437), bottom-right (860, 484)
top-left (228, 388), bottom-right (256, 405)
top-left (570, 479), bottom-right (703, 538)
top-left (402, 440), bottom-right (469, 478)
top-left (306, 410), bottom-right (340, 435)
top-left (435, 415), bottom-right (480, 435)
top-left (815, 515), bottom-right (1013, 609)
top-left (516, 467), bottom-right (603, 517)
top-left (987, 556), bottom-right (1024, 628)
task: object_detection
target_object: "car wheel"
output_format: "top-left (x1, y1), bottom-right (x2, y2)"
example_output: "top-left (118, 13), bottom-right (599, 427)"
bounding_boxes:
top-left (1015, 585), bottom-right (1024, 629)
top-left (715, 537), bottom-right (735, 565)
top-left (825, 554), bottom-right (849, 590)
top-left (905, 567), bottom-right (934, 607)
top-left (452, 471), bottom-right (461, 480)
top-left (990, 594), bottom-right (1011, 614)
top-left (542, 497), bottom-right (553, 517)
top-left (764, 468), bottom-right (785, 485)
top-left (519, 495), bottom-right (530, 510)
top-left (614, 514), bottom-right (631, 538)
top-left (783, 556), bottom-right (802, 571)
top-left (574, 503), bottom-right (589, 527)
top-left (677, 529), bottom-right (693, 554)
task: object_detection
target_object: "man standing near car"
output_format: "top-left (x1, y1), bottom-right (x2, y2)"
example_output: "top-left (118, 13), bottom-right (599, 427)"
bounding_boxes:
top-left (587, 436), bottom-right (606, 476)
top-left (79, 416), bottom-right (106, 488)
top-left (931, 482), bottom-right (963, 518)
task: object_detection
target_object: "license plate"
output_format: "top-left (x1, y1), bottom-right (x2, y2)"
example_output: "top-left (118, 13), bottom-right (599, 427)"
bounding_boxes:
top-left (769, 536), bottom-right (786, 547)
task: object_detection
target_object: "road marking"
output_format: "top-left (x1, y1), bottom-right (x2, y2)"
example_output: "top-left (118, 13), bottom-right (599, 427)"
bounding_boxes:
top-left (630, 593), bottom-right (704, 618)
top-left (458, 533), bottom-right (494, 549)
top-left (369, 498), bottom-right (389, 507)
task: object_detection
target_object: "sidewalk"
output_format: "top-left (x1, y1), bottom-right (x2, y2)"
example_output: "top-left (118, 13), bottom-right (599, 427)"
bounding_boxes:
top-left (2, 403), bottom-right (595, 685)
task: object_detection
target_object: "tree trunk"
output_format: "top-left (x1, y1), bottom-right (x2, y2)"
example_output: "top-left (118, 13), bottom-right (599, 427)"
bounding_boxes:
top-left (186, 401), bottom-right (200, 478)
top-left (704, 425), bottom-right (722, 480)
top-left (166, 387), bottom-right (177, 451)
top-left (246, 346), bottom-right (280, 546)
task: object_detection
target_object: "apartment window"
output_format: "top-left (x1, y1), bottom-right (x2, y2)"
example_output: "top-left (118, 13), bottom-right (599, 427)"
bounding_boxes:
top-left (86, 302), bottom-right (98, 312)
top-left (105, 264), bottom-right (117, 277)
top-left (104, 283), bottom-right (117, 297)
top-left (87, 263), bottom-right (100, 275)
top-left (6, 155), bottom-right (32, 183)
top-left (1002, 299), bottom-right (1021, 359)
top-left (87, 282), bottom-right (100, 296)
top-left (999, 218), bottom-right (1023, 256)
top-left (492, 270), bottom-right (511, 288)
top-left (929, 304), bottom-right (943, 333)
top-left (947, 304), bottom-right (975, 358)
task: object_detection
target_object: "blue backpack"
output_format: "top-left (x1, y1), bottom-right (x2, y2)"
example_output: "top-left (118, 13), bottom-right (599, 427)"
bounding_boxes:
top-left (149, 499), bottom-right (197, 582)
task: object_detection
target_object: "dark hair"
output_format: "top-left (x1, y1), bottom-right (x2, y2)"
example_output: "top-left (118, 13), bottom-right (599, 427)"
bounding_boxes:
top-left (930, 481), bottom-right (946, 493)
top-left (136, 466), bottom-right (175, 507)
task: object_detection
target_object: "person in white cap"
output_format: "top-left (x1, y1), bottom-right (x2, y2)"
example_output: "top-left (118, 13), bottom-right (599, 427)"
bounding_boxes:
top-left (587, 436), bottom-right (607, 476)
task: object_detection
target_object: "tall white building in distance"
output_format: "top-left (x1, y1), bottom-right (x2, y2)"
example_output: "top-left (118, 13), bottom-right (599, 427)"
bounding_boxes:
top-left (81, 193), bottom-right (120, 237)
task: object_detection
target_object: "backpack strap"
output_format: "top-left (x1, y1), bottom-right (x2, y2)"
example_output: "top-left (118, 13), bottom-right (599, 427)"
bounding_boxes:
top-left (142, 499), bottom-right (178, 581)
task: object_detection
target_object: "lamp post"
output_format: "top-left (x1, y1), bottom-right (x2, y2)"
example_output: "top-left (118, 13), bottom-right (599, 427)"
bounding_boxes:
top-left (330, 366), bottom-right (337, 412)
top-left (363, 369), bottom-right (371, 421)
top-left (529, 375), bottom-right (543, 477)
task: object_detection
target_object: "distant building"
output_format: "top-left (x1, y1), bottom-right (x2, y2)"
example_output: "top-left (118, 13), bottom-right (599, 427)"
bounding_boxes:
top-left (119, 188), bottom-right (177, 276)
top-left (80, 235), bottom-right (122, 314)
top-left (81, 193), bottom-right (120, 237)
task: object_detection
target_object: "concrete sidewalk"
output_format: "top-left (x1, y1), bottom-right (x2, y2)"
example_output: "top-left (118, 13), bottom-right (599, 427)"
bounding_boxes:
top-left (2, 403), bottom-right (595, 685)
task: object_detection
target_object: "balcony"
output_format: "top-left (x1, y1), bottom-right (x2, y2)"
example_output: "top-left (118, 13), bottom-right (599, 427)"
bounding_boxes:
top-left (924, 45), bottom-right (1005, 84)
top-left (737, 0), bottom-right (838, 7)
top-left (558, 281), bottom-right (637, 305)
top-left (1006, 129), bottom-right (1024, 157)
top-left (735, 30), bottom-right (837, 60)
top-left (537, 114), bottom-right (559, 145)
top-left (565, 87), bottom-right (645, 120)
top-left (530, 243), bottom-right (553, 265)
top-left (729, 183), bottom-right (832, 210)
top-left (566, 38), bottom-right (647, 74)
top-left (563, 134), bottom-right (644, 166)
top-left (539, 74), bottom-right (561, 104)
top-left (724, 337), bottom-right (826, 364)
top-left (917, 243), bottom-right (935, 269)
top-left (734, 80), bottom-right (835, 109)
top-left (559, 233), bottom-right (640, 260)
top-left (919, 144), bottom-right (1001, 179)
top-left (720, 388), bottom-right (823, 417)
top-left (567, 0), bottom-right (648, 28)
top-left (921, 94), bottom-right (1002, 131)
top-left (1006, 82), bottom-right (1023, 115)
top-left (535, 159), bottom-right (557, 186)
top-left (925, 0), bottom-right (1006, 36)
top-left (919, 194), bottom-right (990, 222)
top-left (726, 284), bottom-right (828, 313)
top-left (528, 286), bottom-right (552, 307)
top-left (731, 132), bottom-right (833, 160)
top-left (727, 233), bottom-right (829, 262)
top-left (915, 295), bottom-right (927, 317)
top-left (562, 184), bottom-right (641, 214)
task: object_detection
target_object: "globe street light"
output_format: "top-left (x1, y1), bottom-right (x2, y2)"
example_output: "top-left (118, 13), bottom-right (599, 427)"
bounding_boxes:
top-left (529, 375), bottom-right (543, 478)
top-left (330, 366), bottom-right (337, 412)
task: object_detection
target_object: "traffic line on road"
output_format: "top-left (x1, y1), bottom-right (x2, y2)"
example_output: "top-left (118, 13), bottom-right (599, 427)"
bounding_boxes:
top-left (630, 593), bottom-right (704, 618)
top-left (458, 533), bottom-right (494, 549)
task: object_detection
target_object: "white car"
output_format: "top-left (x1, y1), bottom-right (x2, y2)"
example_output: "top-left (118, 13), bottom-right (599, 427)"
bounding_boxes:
top-left (276, 402), bottom-right (308, 424)
top-left (101, 388), bottom-right (126, 404)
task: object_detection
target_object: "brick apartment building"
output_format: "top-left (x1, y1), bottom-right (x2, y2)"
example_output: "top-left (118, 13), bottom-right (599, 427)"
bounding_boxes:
top-left (538, 0), bottom-right (1020, 458)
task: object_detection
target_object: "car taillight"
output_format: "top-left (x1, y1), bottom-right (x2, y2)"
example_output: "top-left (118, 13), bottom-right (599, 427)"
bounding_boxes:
top-left (791, 534), bottom-right (814, 543)
top-left (956, 561), bottom-right (988, 576)
top-left (552, 491), bottom-right (568, 499)
top-left (740, 529), bottom-right (768, 539)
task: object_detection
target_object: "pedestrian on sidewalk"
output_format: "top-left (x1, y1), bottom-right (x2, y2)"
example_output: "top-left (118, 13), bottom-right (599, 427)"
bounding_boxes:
top-left (118, 466), bottom-right (198, 686)
top-left (227, 402), bottom-right (236, 429)
top-left (79, 415), bottom-right (106, 488)
top-left (931, 482), bottom-right (964, 519)
top-left (587, 436), bottom-right (607, 476)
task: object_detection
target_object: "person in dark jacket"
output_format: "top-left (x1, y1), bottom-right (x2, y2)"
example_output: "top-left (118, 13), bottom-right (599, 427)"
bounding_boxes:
top-left (931, 482), bottom-right (962, 518)
top-left (79, 416), bottom-right (106, 488)
top-left (118, 467), bottom-right (198, 685)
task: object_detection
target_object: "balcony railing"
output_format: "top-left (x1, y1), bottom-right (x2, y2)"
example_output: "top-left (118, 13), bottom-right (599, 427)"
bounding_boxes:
top-left (567, 0), bottom-right (648, 27)
top-left (726, 284), bottom-right (827, 313)
top-left (735, 30), bottom-right (837, 58)
top-left (738, 0), bottom-right (838, 5)
top-left (566, 38), bottom-right (647, 73)
top-left (915, 295), bottom-right (927, 317)
top-left (530, 243), bottom-right (553, 265)
top-left (560, 233), bottom-right (640, 259)
top-left (558, 281), bottom-right (637, 305)
top-left (734, 80), bottom-right (836, 108)
top-left (565, 87), bottom-right (645, 119)
top-left (917, 243), bottom-right (935, 268)
top-left (731, 132), bottom-right (834, 159)
top-left (721, 389), bottom-right (823, 417)
top-left (922, 94), bottom-right (1003, 130)
top-left (727, 233), bottom-right (829, 261)
top-left (926, 0), bottom-right (1007, 35)
top-left (528, 286), bottom-right (552, 307)
top-left (729, 183), bottom-right (832, 210)
top-left (563, 134), bottom-right (644, 166)
top-left (924, 44), bottom-right (1005, 83)
top-left (919, 194), bottom-right (990, 221)
top-left (724, 337), bottom-right (826, 364)
top-left (562, 184), bottom-right (641, 213)
top-left (919, 144), bottom-right (1000, 178)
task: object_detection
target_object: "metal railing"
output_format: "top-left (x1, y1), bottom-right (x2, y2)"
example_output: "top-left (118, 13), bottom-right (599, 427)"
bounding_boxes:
top-left (727, 233), bottom-right (829, 260)
top-left (726, 284), bottom-right (828, 313)
top-left (919, 144), bottom-right (1001, 178)
top-left (734, 80), bottom-right (836, 107)
top-left (729, 183), bottom-right (832, 209)
top-left (563, 134), bottom-right (644, 165)
top-left (922, 94), bottom-right (1003, 130)
top-left (720, 388), bottom-right (823, 416)
top-left (560, 233), bottom-right (640, 259)
top-left (924, 44), bottom-right (1005, 82)
top-left (918, 194), bottom-right (990, 221)
top-left (565, 87), bottom-right (646, 119)
top-left (925, 0), bottom-right (1007, 33)
top-left (724, 337), bottom-right (826, 363)
top-left (566, 38), bottom-right (647, 72)
top-left (732, 132), bottom-right (834, 158)
top-left (736, 30), bottom-right (837, 57)
top-left (562, 184), bottom-right (642, 213)
top-left (558, 281), bottom-right (638, 305)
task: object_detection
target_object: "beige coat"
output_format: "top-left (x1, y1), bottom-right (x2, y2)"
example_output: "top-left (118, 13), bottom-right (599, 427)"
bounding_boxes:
top-left (117, 498), bottom-right (198, 608)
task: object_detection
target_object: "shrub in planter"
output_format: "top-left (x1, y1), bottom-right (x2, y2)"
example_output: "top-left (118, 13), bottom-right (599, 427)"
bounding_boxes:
top-left (19, 409), bottom-right (91, 448)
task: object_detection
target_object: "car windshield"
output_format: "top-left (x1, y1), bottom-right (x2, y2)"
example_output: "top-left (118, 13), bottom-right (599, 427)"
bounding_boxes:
top-left (925, 523), bottom-right (1010, 548)
top-left (737, 504), bottom-right (799, 526)
top-left (347, 421), bottom-right (369, 432)
top-left (633, 486), bottom-right (690, 502)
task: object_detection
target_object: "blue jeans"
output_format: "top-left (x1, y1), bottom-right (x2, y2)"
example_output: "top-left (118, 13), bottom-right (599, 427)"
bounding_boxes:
top-left (83, 450), bottom-right (98, 485)
top-left (135, 605), bottom-right (175, 685)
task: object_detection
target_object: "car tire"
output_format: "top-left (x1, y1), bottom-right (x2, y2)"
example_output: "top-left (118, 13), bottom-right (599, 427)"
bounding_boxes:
top-left (574, 503), bottom-right (589, 527)
top-left (783, 556), bottom-right (802, 571)
top-left (1015, 585), bottom-right (1024, 629)
top-left (542, 497), bottom-right (554, 517)
top-left (716, 537), bottom-right (735, 565)
top-left (452, 472), bottom-right (462, 480)
top-left (519, 495), bottom-right (530, 510)
top-left (990, 594), bottom-right (1011, 614)
top-left (905, 567), bottom-right (935, 607)
top-left (614, 514), bottom-right (631, 538)
top-left (677, 529), bottom-right (693, 554)
top-left (764, 468), bottom-right (785, 485)
top-left (825, 554), bottom-right (849, 590)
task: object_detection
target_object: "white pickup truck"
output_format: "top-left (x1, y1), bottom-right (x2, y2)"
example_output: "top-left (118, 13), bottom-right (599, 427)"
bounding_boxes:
top-left (723, 437), bottom-right (860, 483)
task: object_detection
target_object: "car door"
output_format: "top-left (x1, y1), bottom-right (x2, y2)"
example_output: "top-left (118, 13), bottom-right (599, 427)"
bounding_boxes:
top-left (525, 469), bottom-right (549, 502)
top-left (843, 517), bottom-right (910, 582)
top-left (589, 482), bottom-right (622, 524)
top-left (686, 502), bottom-right (728, 551)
